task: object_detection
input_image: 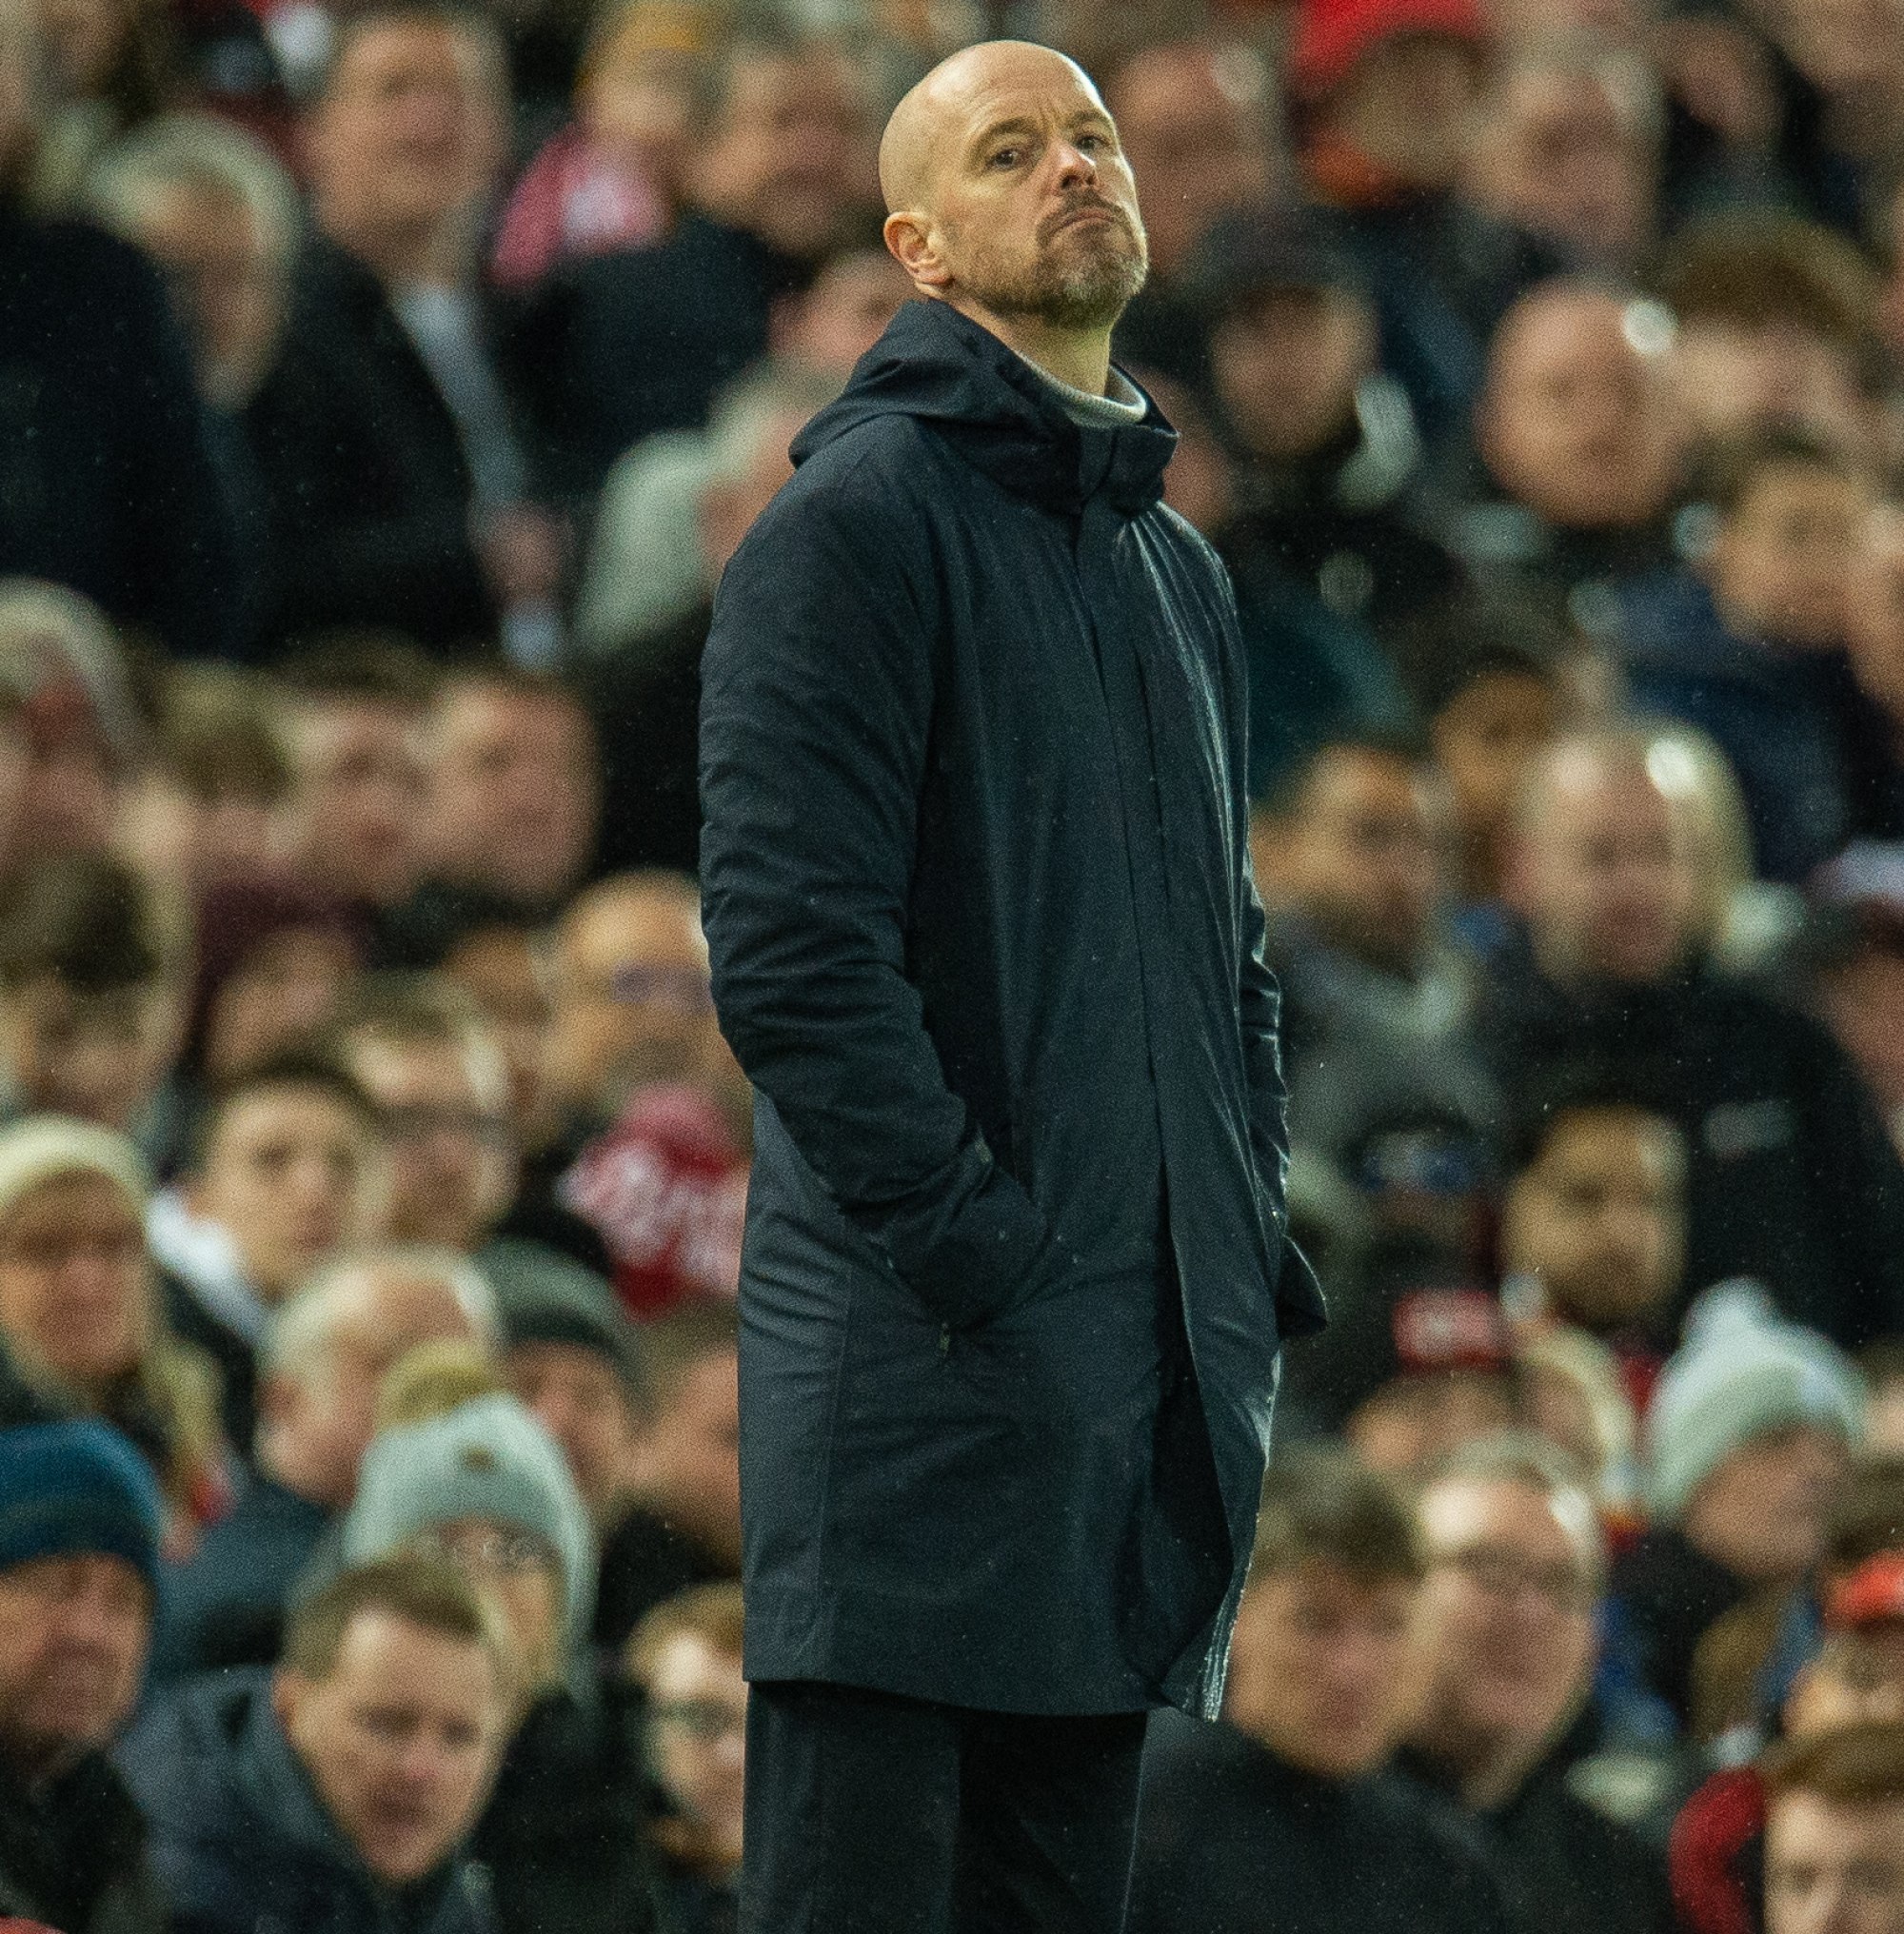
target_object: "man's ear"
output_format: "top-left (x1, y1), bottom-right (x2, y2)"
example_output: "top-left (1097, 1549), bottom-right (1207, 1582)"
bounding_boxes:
top-left (883, 210), bottom-right (949, 293)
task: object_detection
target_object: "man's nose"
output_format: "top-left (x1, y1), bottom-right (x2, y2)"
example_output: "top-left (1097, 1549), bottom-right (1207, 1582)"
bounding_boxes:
top-left (1052, 140), bottom-right (1098, 190)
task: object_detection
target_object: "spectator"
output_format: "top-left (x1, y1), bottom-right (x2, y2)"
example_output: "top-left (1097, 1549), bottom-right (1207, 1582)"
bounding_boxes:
top-left (0, 1419), bottom-right (166, 1934)
top-left (1497, 1074), bottom-right (1688, 1397)
top-left (1842, 508), bottom-right (1904, 843)
top-left (1800, 853), bottom-right (1904, 1158)
top-left (272, 637), bottom-right (436, 925)
top-left (1289, 0), bottom-right (1560, 452)
top-left (1656, 215), bottom-right (1882, 464)
top-left (0, 13), bottom-right (238, 660)
top-left (245, 3), bottom-right (559, 657)
top-left (593, 1298), bottom-right (738, 1652)
top-left (1618, 426), bottom-right (1876, 882)
top-left (1762, 1725), bottom-right (1904, 1934)
top-left (342, 1393), bottom-right (660, 1934)
top-left (1131, 1449), bottom-right (1513, 1933)
top-left (1465, 38), bottom-right (1659, 266)
top-left (158, 1245), bottom-right (494, 1676)
top-left (1615, 1285), bottom-right (1862, 1730)
top-left (1399, 1433), bottom-right (1673, 1934)
top-left (419, 666), bottom-right (599, 916)
top-left (0, 855), bottom-right (184, 1144)
top-left (1483, 728), bottom-right (1904, 1346)
top-left (1463, 279), bottom-right (1683, 604)
top-left (515, 19), bottom-right (875, 491)
top-left (330, 975), bottom-right (516, 1254)
top-left (125, 1556), bottom-right (511, 1934)
top-left (625, 1582), bottom-right (744, 1934)
top-left (0, 1116), bottom-right (225, 1522)
top-left (149, 1052), bottom-right (390, 1452)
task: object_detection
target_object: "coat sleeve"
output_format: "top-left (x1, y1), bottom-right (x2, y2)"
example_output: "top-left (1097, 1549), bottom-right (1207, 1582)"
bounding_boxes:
top-left (698, 451), bottom-right (1050, 1330)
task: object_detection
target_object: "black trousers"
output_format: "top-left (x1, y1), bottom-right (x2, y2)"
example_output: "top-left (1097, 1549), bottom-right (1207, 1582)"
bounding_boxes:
top-left (741, 1679), bottom-right (1149, 1934)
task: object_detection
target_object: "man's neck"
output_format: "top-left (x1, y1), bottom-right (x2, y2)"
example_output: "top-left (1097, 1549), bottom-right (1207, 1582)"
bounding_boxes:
top-left (317, 207), bottom-right (449, 292)
top-left (948, 294), bottom-right (1113, 396)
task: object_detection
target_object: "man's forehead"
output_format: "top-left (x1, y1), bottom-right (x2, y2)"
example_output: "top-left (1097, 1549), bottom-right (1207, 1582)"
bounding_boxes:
top-left (953, 66), bottom-right (1112, 146)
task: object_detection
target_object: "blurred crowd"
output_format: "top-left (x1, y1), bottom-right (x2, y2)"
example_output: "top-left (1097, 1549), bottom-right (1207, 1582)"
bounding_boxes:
top-left (3, 0), bottom-right (1904, 1926)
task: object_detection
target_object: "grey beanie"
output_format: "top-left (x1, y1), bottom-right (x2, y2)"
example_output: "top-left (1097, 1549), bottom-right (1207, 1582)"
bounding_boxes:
top-left (1644, 1282), bottom-right (1864, 1523)
top-left (343, 1393), bottom-right (597, 1645)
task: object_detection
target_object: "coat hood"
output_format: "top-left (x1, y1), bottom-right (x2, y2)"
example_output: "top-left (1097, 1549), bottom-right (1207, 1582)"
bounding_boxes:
top-left (791, 297), bottom-right (1176, 518)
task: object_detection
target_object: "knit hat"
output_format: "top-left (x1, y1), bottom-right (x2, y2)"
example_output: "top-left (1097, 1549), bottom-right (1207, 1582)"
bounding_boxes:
top-left (343, 1394), bottom-right (597, 1644)
top-left (1289, 0), bottom-right (1490, 98)
top-left (0, 1116), bottom-right (150, 1231)
top-left (485, 1239), bottom-right (643, 1398)
top-left (1643, 1283), bottom-right (1863, 1524)
top-left (0, 1419), bottom-right (164, 1591)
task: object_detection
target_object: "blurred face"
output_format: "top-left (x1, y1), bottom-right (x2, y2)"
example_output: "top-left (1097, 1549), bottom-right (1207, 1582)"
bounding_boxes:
top-left (1815, 941), bottom-right (1904, 1124)
top-left (1224, 1559), bottom-right (1423, 1778)
top-left (1707, 463), bottom-right (1871, 651)
top-left (579, 32), bottom-right (697, 188)
top-left (275, 1610), bottom-right (503, 1886)
top-left (547, 884), bottom-right (721, 1120)
top-left (1259, 750), bottom-right (1441, 976)
top-left (344, 1034), bottom-right (514, 1252)
top-left (695, 49), bottom-right (867, 262)
top-left (265, 1267), bottom-right (479, 1506)
top-left (411, 1516), bottom-right (565, 1708)
top-left (1682, 1426), bottom-right (1849, 1585)
top-left (632, 1347), bottom-right (741, 1567)
top-left (1500, 1106), bottom-right (1685, 1333)
top-left (1431, 670), bottom-right (1562, 891)
top-left (779, 249), bottom-right (912, 376)
top-left (0, 1175), bottom-right (149, 1393)
top-left (642, 1632), bottom-right (746, 1874)
top-left (1329, 33), bottom-right (1483, 191)
top-left (34, 0), bottom-right (125, 94)
top-left (1468, 67), bottom-right (1651, 261)
top-left (1349, 1372), bottom-right (1520, 1476)
top-left (123, 179), bottom-right (285, 408)
top-left (0, 977), bottom-right (178, 1131)
top-left (19, 703), bottom-right (118, 860)
top-left (307, 21), bottom-right (479, 249)
top-left (1413, 1477), bottom-right (1600, 1774)
top-left (507, 1340), bottom-right (635, 1524)
top-left (282, 701), bottom-right (428, 910)
top-left (1511, 760), bottom-right (1700, 985)
top-left (1482, 290), bottom-right (1678, 529)
top-left (1106, 44), bottom-right (1278, 278)
top-left (885, 48), bottom-right (1148, 337)
top-left (202, 928), bottom-right (360, 1085)
top-left (426, 684), bottom-right (598, 908)
top-left (1675, 321), bottom-right (1871, 460)
top-left (193, 1087), bottom-right (387, 1299)
top-left (441, 928), bottom-right (553, 1144)
top-left (0, 1553), bottom-right (150, 1782)
top-left (1210, 286), bottom-right (1375, 462)
top-left (1766, 1791), bottom-right (1904, 1934)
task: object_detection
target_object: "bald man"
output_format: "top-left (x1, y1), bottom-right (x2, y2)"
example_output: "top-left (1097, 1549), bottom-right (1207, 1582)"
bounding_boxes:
top-left (699, 40), bottom-right (1324, 1930)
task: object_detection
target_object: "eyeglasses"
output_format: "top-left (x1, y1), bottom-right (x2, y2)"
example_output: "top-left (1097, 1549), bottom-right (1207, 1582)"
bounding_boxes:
top-left (1437, 1543), bottom-right (1598, 1614)
top-left (651, 1699), bottom-right (746, 1744)
top-left (415, 1526), bottom-right (557, 1577)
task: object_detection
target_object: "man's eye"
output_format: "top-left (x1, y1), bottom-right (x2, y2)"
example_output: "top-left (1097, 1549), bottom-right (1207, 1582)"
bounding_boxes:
top-left (989, 148), bottom-right (1021, 168)
top-left (1079, 133), bottom-right (1105, 151)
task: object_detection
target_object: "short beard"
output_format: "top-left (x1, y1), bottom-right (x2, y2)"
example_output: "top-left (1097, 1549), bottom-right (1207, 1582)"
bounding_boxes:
top-left (962, 216), bottom-right (1150, 333)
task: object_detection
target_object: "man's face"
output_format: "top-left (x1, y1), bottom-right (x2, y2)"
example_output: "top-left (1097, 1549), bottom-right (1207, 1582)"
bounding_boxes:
top-left (1262, 750), bottom-right (1442, 976)
top-left (0, 977), bottom-right (178, 1132)
top-left (193, 1087), bottom-right (387, 1301)
top-left (307, 22), bottom-right (478, 245)
top-left (268, 1267), bottom-right (480, 1506)
top-left (1104, 44), bottom-right (1276, 278)
top-left (779, 248), bottom-right (913, 377)
top-left (547, 886), bottom-right (720, 1120)
top-left (1683, 1427), bottom-right (1848, 1586)
top-left (442, 928), bottom-right (554, 1142)
top-left (1766, 1790), bottom-right (1904, 1934)
top-left (426, 685), bottom-right (598, 908)
top-left (1330, 32), bottom-right (1482, 191)
top-left (695, 49), bottom-right (867, 262)
top-left (1816, 940), bottom-right (1904, 1128)
top-left (1500, 1105), bottom-right (1685, 1333)
top-left (1512, 764), bottom-right (1700, 985)
top-left (1225, 1558), bottom-right (1423, 1779)
top-left (1210, 286), bottom-right (1375, 463)
top-left (642, 1632), bottom-right (746, 1870)
top-left (282, 701), bottom-right (428, 910)
top-left (276, 1610), bottom-right (503, 1887)
top-left (0, 1175), bottom-right (149, 1391)
top-left (344, 1035), bottom-right (514, 1253)
top-left (1430, 669), bottom-right (1562, 873)
top-left (1413, 1477), bottom-right (1600, 1765)
top-left (631, 1346), bottom-right (741, 1567)
top-left (1708, 464), bottom-right (1871, 651)
top-left (1676, 320), bottom-right (1871, 460)
top-left (507, 1339), bottom-right (635, 1524)
top-left (0, 1554), bottom-right (150, 1781)
top-left (890, 50), bottom-right (1149, 336)
top-left (1482, 291), bottom-right (1677, 530)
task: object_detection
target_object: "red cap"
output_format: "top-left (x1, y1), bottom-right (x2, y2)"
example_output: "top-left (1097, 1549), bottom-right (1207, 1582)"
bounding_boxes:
top-left (1289, 0), bottom-right (1490, 97)
top-left (1828, 1550), bottom-right (1904, 1630)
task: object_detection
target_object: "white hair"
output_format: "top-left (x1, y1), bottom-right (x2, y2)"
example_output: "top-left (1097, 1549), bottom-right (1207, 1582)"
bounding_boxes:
top-left (263, 1244), bottom-right (498, 1383)
top-left (86, 113), bottom-right (302, 269)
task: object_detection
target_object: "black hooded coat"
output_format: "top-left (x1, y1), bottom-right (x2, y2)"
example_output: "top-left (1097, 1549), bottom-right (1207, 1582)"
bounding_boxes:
top-left (698, 298), bottom-right (1325, 1719)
